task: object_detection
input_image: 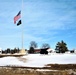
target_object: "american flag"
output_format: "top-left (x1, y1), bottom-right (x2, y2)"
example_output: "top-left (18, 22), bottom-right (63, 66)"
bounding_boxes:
top-left (14, 11), bottom-right (21, 24)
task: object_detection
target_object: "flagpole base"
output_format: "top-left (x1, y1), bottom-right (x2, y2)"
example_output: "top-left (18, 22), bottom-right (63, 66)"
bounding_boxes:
top-left (19, 49), bottom-right (27, 55)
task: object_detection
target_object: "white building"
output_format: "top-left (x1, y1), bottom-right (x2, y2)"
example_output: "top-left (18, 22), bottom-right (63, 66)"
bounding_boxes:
top-left (47, 48), bottom-right (55, 53)
top-left (0, 48), bottom-right (2, 54)
top-left (74, 49), bottom-right (76, 53)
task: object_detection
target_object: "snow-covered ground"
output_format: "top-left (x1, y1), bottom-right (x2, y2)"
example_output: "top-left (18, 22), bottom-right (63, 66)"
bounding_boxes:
top-left (0, 53), bottom-right (76, 67)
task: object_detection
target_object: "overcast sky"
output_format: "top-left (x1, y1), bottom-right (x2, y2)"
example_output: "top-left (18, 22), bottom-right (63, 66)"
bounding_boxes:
top-left (0, 0), bottom-right (76, 50)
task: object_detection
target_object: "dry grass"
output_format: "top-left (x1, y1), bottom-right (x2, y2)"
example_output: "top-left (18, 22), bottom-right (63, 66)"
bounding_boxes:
top-left (45, 64), bottom-right (76, 70)
top-left (0, 67), bottom-right (69, 75)
top-left (0, 64), bottom-right (76, 75)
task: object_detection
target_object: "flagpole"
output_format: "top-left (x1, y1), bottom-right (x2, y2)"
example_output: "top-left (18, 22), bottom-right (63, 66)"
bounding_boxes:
top-left (19, 0), bottom-right (26, 55)
top-left (21, 0), bottom-right (24, 50)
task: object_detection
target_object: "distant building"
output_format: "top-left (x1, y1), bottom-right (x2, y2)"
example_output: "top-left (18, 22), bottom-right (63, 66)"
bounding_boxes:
top-left (70, 50), bottom-right (74, 53)
top-left (65, 51), bottom-right (70, 54)
top-left (47, 48), bottom-right (55, 53)
top-left (0, 48), bottom-right (2, 54)
top-left (74, 50), bottom-right (76, 53)
top-left (34, 48), bottom-right (55, 54)
top-left (34, 49), bottom-right (41, 54)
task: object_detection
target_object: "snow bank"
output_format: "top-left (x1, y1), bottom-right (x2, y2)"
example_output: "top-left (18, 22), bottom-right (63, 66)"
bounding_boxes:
top-left (0, 53), bottom-right (76, 67)
top-left (0, 56), bottom-right (26, 66)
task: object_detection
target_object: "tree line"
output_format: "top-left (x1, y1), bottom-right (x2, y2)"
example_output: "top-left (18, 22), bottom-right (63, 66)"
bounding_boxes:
top-left (1, 40), bottom-right (74, 54)
top-left (1, 48), bottom-right (20, 54)
top-left (28, 40), bottom-right (70, 54)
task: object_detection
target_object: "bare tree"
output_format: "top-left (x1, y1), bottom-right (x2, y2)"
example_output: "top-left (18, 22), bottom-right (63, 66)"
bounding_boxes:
top-left (41, 43), bottom-right (50, 49)
top-left (30, 41), bottom-right (38, 48)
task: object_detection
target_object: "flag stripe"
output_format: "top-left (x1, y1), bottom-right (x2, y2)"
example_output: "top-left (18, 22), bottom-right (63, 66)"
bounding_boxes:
top-left (14, 11), bottom-right (21, 24)
top-left (14, 15), bottom-right (21, 24)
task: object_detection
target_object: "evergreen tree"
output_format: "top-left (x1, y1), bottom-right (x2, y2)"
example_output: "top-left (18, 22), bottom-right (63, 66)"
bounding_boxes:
top-left (11, 49), bottom-right (14, 54)
top-left (28, 47), bottom-right (35, 54)
top-left (17, 48), bottom-right (20, 53)
top-left (14, 48), bottom-right (18, 53)
top-left (55, 40), bottom-right (68, 53)
top-left (6, 48), bottom-right (11, 53)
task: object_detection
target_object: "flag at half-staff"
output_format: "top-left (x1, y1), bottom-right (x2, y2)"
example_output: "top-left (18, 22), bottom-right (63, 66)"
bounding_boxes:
top-left (14, 11), bottom-right (22, 26)
top-left (13, 0), bottom-right (26, 55)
